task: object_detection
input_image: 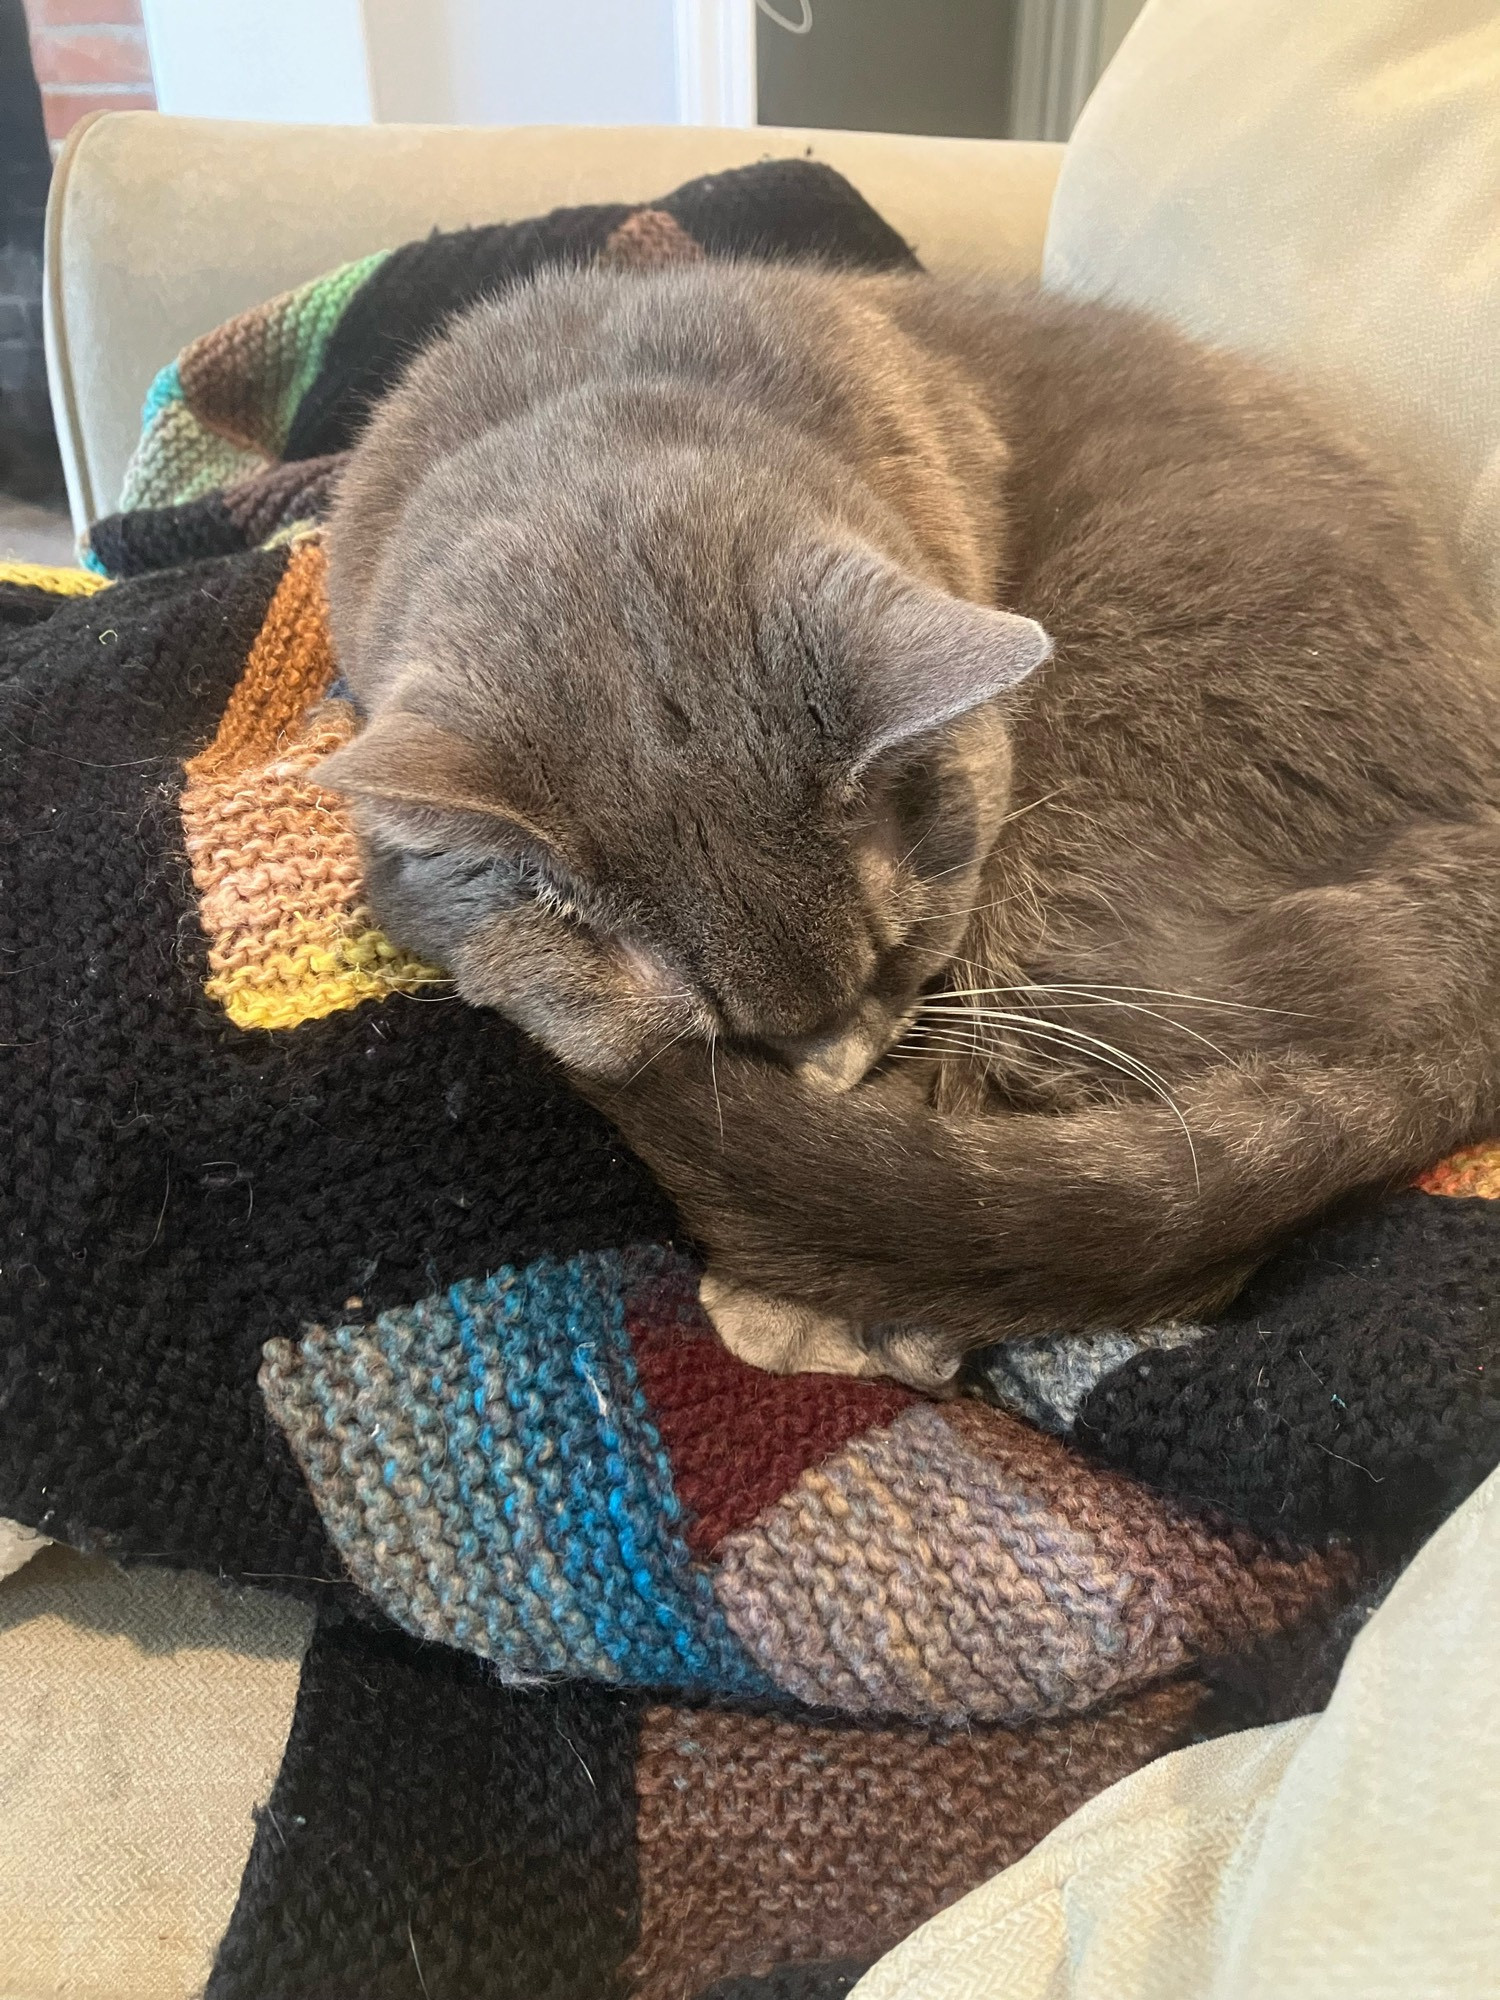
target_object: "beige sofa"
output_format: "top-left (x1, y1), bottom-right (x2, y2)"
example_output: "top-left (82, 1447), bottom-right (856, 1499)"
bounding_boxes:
top-left (44, 116), bottom-right (1064, 532)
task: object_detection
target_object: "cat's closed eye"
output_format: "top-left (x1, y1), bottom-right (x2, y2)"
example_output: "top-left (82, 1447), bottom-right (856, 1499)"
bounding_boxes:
top-left (364, 823), bottom-right (612, 972)
top-left (364, 843), bottom-right (535, 960)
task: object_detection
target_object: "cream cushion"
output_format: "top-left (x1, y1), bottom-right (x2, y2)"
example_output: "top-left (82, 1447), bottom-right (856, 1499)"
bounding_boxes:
top-left (0, 1519), bottom-right (47, 1582)
top-left (44, 116), bottom-right (1063, 530)
top-left (1044, 0), bottom-right (1500, 608)
top-left (0, 1550), bottom-right (312, 2000)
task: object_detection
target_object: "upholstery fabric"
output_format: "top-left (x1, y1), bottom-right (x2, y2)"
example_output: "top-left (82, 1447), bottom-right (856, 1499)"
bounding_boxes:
top-left (0, 1550), bottom-right (311, 2000)
top-left (1044, 0), bottom-right (1500, 610)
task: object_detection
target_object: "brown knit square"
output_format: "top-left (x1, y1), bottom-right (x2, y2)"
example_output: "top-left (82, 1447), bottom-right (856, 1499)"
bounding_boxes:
top-left (626, 1684), bottom-right (1204, 2000)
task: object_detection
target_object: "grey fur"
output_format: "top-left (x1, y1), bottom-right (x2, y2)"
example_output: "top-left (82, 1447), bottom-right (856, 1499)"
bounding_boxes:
top-left (325, 262), bottom-right (1500, 1384)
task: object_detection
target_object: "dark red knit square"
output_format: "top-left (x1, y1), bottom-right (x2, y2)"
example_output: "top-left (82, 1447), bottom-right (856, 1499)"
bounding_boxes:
top-left (625, 1267), bottom-right (915, 1557)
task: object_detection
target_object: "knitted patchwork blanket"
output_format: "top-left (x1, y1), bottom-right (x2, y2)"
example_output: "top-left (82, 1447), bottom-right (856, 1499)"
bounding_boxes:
top-left (5, 161), bottom-right (1500, 1997)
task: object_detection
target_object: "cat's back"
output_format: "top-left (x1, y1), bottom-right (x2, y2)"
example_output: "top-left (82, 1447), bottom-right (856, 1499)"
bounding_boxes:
top-left (331, 256), bottom-right (1473, 603)
top-left (330, 257), bottom-right (1497, 774)
top-left (350, 257), bottom-right (937, 461)
top-left (326, 259), bottom-right (1012, 688)
top-left (890, 275), bottom-right (1500, 855)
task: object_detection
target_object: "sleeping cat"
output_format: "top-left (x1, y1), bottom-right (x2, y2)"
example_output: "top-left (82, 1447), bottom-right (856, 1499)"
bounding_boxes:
top-left (322, 260), bottom-right (1500, 1388)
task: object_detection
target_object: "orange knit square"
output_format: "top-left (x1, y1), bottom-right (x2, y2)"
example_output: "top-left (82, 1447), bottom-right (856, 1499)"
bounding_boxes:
top-left (187, 537), bottom-right (336, 782)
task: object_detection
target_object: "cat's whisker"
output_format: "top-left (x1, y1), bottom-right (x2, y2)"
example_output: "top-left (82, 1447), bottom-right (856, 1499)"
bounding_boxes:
top-left (896, 819), bottom-right (942, 871)
top-left (894, 1032), bottom-right (988, 1062)
top-left (894, 1013), bottom-right (997, 1061)
top-left (928, 984), bottom-right (1235, 1062)
top-left (933, 981), bottom-right (1307, 1018)
top-left (1051, 992), bottom-right (1232, 1061)
top-left (707, 1029), bottom-right (725, 1142)
top-left (916, 1001), bottom-right (1202, 1189)
top-left (992, 786), bottom-right (1071, 831)
top-left (1013, 1023), bottom-right (1201, 1190)
top-left (894, 1014), bottom-right (982, 1047)
top-left (905, 899), bottom-right (1009, 925)
top-left (899, 1010), bottom-right (1181, 1104)
top-left (910, 786), bottom-right (1057, 885)
top-left (897, 1007), bottom-right (1192, 1108)
top-left (920, 981), bottom-right (1301, 1093)
top-left (618, 1022), bottom-right (695, 1089)
top-left (909, 858), bottom-right (983, 885)
top-left (395, 982), bottom-right (460, 1004)
top-left (1034, 797), bottom-right (1102, 823)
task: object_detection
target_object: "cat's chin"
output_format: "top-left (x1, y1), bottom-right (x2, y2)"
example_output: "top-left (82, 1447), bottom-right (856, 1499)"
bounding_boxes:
top-left (791, 1035), bottom-right (879, 1093)
top-left (787, 999), bottom-right (923, 1094)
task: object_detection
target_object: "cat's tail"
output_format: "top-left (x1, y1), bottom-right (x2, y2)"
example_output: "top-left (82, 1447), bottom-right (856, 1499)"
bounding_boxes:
top-left (585, 1043), bottom-right (1489, 1372)
top-left (585, 816), bottom-right (1500, 1378)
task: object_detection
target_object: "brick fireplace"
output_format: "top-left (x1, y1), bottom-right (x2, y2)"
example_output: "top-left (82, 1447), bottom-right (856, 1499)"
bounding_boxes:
top-left (22, 0), bottom-right (156, 150)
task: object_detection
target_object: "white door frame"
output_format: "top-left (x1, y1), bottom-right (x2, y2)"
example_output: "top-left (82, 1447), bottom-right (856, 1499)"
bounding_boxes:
top-left (674, 0), bottom-right (758, 126)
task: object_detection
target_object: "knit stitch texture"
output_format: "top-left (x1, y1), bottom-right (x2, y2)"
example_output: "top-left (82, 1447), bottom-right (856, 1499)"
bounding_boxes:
top-left (263, 1242), bottom-right (1345, 1720)
top-left (205, 1611), bottom-right (643, 2000)
top-left (1078, 1191), bottom-right (1500, 1552)
top-left (180, 539), bottom-right (441, 1029)
top-left (205, 1606), bottom-right (1201, 2000)
top-left (7, 157), bottom-right (1500, 1995)
top-left (88, 159), bottom-right (918, 574)
top-left (0, 553), bottom-right (672, 1586)
top-left (262, 1248), bottom-right (768, 1694)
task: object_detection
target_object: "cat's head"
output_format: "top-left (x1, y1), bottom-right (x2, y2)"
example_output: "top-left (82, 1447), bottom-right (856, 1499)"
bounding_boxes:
top-left (321, 512), bottom-right (1050, 1089)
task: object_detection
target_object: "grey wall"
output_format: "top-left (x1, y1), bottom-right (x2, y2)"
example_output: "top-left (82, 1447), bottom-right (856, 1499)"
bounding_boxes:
top-left (757, 0), bottom-right (1018, 141)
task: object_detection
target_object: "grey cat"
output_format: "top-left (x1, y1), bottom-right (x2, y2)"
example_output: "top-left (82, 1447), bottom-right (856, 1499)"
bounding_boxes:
top-left (323, 260), bottom-right (1500, 1388)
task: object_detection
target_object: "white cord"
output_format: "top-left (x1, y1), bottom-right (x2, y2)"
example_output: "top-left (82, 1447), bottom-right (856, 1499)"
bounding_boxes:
top-left (756, 0), bottom-right (813, 34)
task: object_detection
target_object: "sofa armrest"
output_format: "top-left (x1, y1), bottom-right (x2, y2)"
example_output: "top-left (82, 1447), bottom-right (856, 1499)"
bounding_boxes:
top-left (44, 113), bottom-right (1063, 530)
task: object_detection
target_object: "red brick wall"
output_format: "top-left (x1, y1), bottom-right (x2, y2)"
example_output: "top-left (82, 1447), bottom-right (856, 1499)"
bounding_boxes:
top-left (21, 0), bottom-right (155, 148)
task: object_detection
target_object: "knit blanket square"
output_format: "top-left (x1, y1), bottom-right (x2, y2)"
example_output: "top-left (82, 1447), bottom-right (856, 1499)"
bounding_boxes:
top-left (179, 537), bottom-right (440, 1030)
top-left (4, 157), bottom-right (1499, 1998)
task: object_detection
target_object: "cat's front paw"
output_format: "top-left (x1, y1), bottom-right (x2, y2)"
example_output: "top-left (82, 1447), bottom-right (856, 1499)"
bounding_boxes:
top-left (699, 1272), bottom-right (880, 1378)
top-left (698, 1272), bottom-right (963, 1391)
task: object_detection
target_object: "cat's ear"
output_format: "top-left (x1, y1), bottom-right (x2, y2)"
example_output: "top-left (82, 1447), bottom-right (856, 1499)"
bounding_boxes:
top-left (848, 572), bottom-right (1052, 772)
top-left (317, 710), bottom-right (554, 851)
